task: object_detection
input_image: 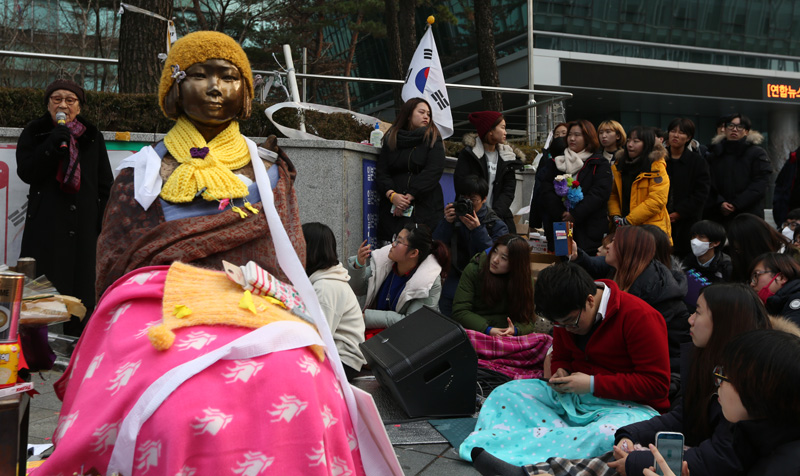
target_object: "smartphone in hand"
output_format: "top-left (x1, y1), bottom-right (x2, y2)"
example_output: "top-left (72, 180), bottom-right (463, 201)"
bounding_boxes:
top-left (655, 432), bottom-right (684, 476)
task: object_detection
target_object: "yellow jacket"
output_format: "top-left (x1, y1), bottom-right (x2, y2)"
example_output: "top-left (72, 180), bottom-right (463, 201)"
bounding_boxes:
top-left (608, 144), bottom-right (672, 242)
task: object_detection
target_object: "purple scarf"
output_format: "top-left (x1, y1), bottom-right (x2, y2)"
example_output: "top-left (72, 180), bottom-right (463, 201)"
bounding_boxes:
top-left (56, 119), bottom-right (86, 194)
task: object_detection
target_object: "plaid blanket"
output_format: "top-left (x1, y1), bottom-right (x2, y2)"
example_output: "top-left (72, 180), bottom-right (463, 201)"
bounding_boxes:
top-left (523, 451), bottom-right (617, 476)
top-left (466, 329), bottom-right (552, 379)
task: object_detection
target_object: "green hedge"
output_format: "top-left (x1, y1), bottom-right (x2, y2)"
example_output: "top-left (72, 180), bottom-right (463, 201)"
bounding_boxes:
top-left (0, 88), bottom-right (538, 162)
top-left (0, 87), bottom-right (372, 142)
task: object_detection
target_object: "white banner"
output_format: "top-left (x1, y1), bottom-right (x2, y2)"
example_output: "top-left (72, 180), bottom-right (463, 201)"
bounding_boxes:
top-left (401, 25), bottom-right (453, 139)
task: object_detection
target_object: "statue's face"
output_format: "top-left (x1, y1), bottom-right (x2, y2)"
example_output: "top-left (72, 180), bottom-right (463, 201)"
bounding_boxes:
top-left (179, 58), bottom-right (244, 128)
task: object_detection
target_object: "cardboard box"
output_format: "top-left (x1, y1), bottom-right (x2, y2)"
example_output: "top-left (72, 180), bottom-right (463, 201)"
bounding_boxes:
top-left (514, 214), bottom-right (529, 236)
top-left (529, 252), bottom-right (560, 278)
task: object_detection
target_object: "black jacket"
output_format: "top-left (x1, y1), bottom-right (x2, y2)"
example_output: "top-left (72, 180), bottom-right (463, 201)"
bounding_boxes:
top-left (616, 343), bottom-right (742, 476)
top-left (682, 251), bottom-right (733, 284)
top-left (376, 128), bottom-right (445, 241)
top-left (765, 278), bottom-right (800, 327)
top-left (705, 131), bottom-right (771, 224)
top-left (540, 153), bottom-right (612, 254)
top-left (455, 133), bottom-right (523, 232)
top-left (627, 261), bottom-right (692, 373)
top-left (16, 113), bottom-right (113, 318)
top-left (733, 419), bottom-right (800, 476)
top-left (666, 147), bottom-right (711, 258)
top-left (772, 146), bottom-right (800, 227)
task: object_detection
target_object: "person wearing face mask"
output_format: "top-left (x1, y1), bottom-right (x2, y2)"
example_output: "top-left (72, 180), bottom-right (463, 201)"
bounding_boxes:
top-left (17, 79), bottom-right (114, 337)
top-left (749, 252), bottom-right (800, 326)
top-left (779, 208), bottom-right (800, 242)
top-left (682, 220), bottom-right (732, 284)
top-left (726, 213), bottom-right (798, 283)
top-left (540, 120), bottom-right (612, 254)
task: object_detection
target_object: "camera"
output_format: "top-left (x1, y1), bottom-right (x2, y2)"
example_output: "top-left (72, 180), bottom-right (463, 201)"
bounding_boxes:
top-left (453, 197), bottom-right (474, 217)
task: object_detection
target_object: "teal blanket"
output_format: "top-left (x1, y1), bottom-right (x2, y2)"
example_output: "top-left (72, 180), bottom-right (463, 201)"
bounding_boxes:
top-left (459, 379), bottom-right (659, 465)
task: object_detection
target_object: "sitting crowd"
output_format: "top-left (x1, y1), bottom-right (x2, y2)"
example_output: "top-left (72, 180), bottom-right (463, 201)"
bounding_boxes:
top-left (333, 111), bottom-right (800, 476)
top-left (26, 47), bottom-right (800, 474)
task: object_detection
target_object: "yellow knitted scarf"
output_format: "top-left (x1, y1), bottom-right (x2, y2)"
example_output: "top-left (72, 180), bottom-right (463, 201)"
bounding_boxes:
top-left (160, 116), bottom-right (251, 203)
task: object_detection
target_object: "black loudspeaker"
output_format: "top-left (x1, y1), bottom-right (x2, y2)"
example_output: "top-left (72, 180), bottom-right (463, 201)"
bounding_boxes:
top-left (359, 306), bottom-right (477, 418)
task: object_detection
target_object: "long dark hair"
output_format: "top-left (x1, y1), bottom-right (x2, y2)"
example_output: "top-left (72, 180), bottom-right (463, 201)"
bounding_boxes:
top-left (727, 213), bottom-right (794, 282)
top-left (480, 235), bottom-right (534, 324)
top-left (302, 222), bottom-right (339, 276)
top-left (384, 98), bottom-right (440, 150)
top-left (402, 222), bottom-right (450, 279)
top-left (749, 252), bottom-right (800, 283)
top-left (639, 224), bottom-right (673, 268)
top-left (618, 126), bottom-right (656, 164)
top-left (721, 330), bottom-right (800, 426)
top-left (611, 226), bottom-right (656, 292)
top-left (683, 283), bottom-right (771, 445)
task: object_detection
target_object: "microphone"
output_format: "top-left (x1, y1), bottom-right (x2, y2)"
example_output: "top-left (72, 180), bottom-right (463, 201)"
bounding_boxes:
top-left (56, 112), bottom-right (68, 149)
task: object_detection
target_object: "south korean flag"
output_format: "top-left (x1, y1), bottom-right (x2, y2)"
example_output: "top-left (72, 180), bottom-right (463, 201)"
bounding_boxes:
top-left (401, 24), bottom-right (453, 139)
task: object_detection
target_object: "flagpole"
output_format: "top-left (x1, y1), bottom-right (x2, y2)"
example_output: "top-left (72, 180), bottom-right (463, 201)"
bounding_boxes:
top-left (527, 0), bottom-right (536, 143)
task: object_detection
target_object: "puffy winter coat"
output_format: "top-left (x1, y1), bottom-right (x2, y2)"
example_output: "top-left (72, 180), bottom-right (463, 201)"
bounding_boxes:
top-left (772, 146), bottom-right (800, 227)
top-left (765, 278), bottom-right (800, 328)
top-left (705, 131), bottom-right (771, 223)
top-left (628, 260), bottom-right (691, 373)
top-left (540, 153), bottom-right (613, 254)
top-left (375, 127), bottom-right (445, 241)
top-left (609, 144), bottom-right (672, 241)
top-left (451, 252), bottom-right (536, 334)
top-left (308, 263), bottom-right (367, 372)
top-left (346, 244), bottom-right (442, 329)
top-left (455, 133), bottom-right (524, 232)
top-left (666, 146), bottom-right (711, 258)
top-left (616, 343), bottom-right (741, 476)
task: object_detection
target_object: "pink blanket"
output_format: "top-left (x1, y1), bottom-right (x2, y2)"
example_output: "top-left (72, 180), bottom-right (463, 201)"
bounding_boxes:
top-left (39, 266), bottom-right (365, 475)
top-left (466, 329), bottom-right (553, 380)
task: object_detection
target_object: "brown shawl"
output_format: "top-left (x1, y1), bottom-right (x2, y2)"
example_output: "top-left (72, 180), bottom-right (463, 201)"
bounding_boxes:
top-left (95, 147), bottom-right (305, 299)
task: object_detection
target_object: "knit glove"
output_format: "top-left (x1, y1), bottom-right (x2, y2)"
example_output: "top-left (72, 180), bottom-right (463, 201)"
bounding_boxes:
top-left (47, 125), bottom-right (71, 155)
top-left (223, 260), bottom-right (307, 315)
top-left (613, 215), bottom-right (629, 227)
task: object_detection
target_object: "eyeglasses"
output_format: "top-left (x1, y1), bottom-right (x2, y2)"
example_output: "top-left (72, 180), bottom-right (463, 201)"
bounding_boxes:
top-left (552, 308), bottom-right (583, 329)
top-left (49, 96), bottom-right (78, 105)
top-left (750, 269), bottom-right (774, 284)
top-left (391, 234), bottom-right (409, 248)
top-left (725, 122), bottom-right (746, 131)
top-left (713, 365), bottom-right (729, 387)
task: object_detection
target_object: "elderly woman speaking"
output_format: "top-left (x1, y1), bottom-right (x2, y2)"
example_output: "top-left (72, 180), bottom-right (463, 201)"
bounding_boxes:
top-left (16, 79), bottom-right (113, 336)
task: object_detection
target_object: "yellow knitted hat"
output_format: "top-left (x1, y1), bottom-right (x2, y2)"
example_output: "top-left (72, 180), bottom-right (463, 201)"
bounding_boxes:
top-left (158, 31), bottom-right (254, 117)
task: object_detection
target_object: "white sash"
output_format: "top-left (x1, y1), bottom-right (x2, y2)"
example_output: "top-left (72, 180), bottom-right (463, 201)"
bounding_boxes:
top-left (107, 137), bottom-right (402, 475)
